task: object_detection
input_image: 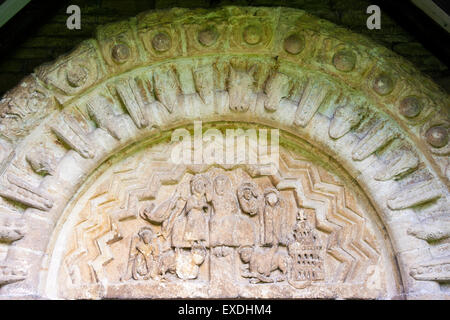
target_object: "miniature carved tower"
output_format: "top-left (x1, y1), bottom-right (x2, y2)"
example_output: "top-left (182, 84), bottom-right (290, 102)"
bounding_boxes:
top-left (289, 211), bottom-right (324, 282)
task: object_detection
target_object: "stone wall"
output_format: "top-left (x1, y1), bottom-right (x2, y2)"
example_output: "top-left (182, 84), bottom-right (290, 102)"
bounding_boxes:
top-left (0, 0), bottom-right (448, 96)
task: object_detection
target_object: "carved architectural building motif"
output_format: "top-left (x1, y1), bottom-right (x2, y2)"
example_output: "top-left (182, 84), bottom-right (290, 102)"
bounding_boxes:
top-left (0, 7), bottom-right (448, 299)
top-left (45, 144), bottom-right (393, 299)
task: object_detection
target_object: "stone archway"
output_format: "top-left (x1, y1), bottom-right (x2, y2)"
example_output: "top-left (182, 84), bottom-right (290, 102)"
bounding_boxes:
top-left (0, 6), bottom-right (448, 299)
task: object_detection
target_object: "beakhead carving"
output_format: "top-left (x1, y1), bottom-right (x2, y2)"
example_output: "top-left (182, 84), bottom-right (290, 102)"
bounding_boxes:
top-left (0, 6), bottom-right (447, 300)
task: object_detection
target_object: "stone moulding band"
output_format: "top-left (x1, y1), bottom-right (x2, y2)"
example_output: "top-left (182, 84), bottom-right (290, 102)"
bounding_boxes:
top-left (0, 6), bottom-right (448, 299)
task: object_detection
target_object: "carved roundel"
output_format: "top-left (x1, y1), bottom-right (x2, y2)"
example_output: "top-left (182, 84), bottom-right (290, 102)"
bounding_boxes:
top-left (198, 25), bottom-right (220, 47)
top-left (152, 32), bottom-right (172, 52)
top-left (231, 14), bottom-right (274, 52)
top-left (332, 49), bottom-right (357, 72)
top-left (65, 64), bottom-right (89, 88)
top-left (399, 96), bottom-right (423, 119)
top-left (0, 6), bottom-right (448, 300)
top-left (372, 73), bottom-right (395, 96)
top-left (283, 33), bottom-right (305, 55)
top-left (35, 41), bottom-right (103, 97)
top-left (111, 43), bottom-right (131, 64)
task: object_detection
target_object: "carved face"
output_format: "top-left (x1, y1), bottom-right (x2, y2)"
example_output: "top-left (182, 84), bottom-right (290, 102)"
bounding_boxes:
top-left (214, 175), bottom-right (230, 196)
top-left (191, 176), bottom-right (207, 195)
top-left (239, 246), bottom-right (253, 263)
top-left (265, 192), bottom-right (278, 206)
top-left (242, 188), bottom-right (253, 200)
top-left (139, 228), bottom-right (153, 244)
top-left (279, 257), bottom-right (288, 274)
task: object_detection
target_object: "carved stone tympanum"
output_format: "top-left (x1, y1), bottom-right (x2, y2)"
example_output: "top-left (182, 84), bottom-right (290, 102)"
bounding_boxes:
top-left (42, 142), bottom-right (395, 299)
top-left (0, 7), bottom-right (448, 300)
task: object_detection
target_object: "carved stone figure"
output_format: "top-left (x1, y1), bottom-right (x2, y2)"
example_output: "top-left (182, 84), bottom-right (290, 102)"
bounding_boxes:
top-left (0, 76), bottom-right (56, 140)
top-left (210, 175), bottom-right (256, 247)
top-left (238, 245), bottom-right (288, 283)
top-left (156, 249), bottom-right (177, 279)
top-left (262, 188), bottom-right (286, 246)
top-left (153, 68), bottom-right (180, 113)
top-left (171, 174), bottom-right (212, 248)
top-left (237, 182), bottom-right (261, 217)
top-left (185, 175), bottom-right (211, 244)
top-left (0, 6), bottom-right (446, 300)
top-left (124, 227), bottom-right (162, 280)
top-left (141, 178), bottom-right (190, 235)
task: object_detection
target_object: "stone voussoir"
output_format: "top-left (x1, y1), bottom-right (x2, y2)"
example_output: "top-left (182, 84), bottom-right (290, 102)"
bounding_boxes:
top-left (0, 6), bottom-right (448, 300)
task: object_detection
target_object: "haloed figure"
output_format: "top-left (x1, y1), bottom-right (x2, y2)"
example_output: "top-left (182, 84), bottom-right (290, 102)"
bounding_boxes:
top-left (237, 182), bottom-right (260, 217)
top-left (262, 188), bottom-right (285, 246)
top-left (210, 174), bottom-right (240, 247)
top-left (183, 174), bottom-right (211, 246)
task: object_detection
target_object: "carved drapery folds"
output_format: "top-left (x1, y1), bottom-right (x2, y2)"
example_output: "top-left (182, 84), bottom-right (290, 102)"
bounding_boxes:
top-left (0, 7), bottom-right (448, 299)
top-left (54, 147), bottom-right (387, 299)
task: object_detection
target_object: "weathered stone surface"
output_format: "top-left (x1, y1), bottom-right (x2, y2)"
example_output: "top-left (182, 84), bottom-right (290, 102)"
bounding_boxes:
top-left (408, 216), bottom-right (450, 242)
top-left (0, 7), bottom-right (448, 300)
top-left (35, 40), bottom-right (104, 103)
top-left (0, 265), bottom-right (27, 287)
top-left (49, 146), bottom-right (391, 299)
top-left (0, 76), bottom-right (56, 141)
top-left (0, 214), bottom-right (25, 244)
